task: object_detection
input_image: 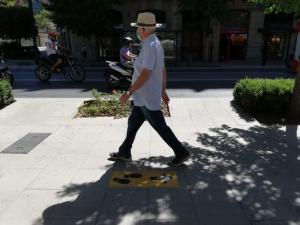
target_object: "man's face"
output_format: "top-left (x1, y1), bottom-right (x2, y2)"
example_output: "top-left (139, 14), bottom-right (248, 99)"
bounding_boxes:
top-left (137, 27), bottom-right (145, 38)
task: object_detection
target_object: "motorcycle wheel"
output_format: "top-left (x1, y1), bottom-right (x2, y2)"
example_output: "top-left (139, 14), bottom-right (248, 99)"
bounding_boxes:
top-left (68, 64), bottom-right (86, 82)
top-left (35, 66), bottom-right (52, 81)
top-left (1, 71), bottom-right (14, 86)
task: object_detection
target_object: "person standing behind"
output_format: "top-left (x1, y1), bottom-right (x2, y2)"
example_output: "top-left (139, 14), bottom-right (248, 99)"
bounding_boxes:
top-left (46, 32), bottom-right (63, 72)
top-left (120, 36), bottom-right (136, 67)
top-left (81, 44), bottom-right (88, 63)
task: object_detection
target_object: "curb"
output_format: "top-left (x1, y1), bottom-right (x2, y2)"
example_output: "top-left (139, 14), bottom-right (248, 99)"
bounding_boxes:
top-left (8, 65), bottom-right (289, 73)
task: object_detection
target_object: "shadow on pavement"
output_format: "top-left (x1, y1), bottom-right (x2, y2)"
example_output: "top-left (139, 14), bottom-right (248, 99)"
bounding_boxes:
top-left (32, 125), bottom-right (300, 225)
top-left (12, 80), bottom-right (236, 92)
top-left (230, 100), bottom-right (256, 123)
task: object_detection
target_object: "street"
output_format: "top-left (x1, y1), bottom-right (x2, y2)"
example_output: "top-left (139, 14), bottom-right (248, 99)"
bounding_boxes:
top-left (10, 66), bottom-right (294, 98)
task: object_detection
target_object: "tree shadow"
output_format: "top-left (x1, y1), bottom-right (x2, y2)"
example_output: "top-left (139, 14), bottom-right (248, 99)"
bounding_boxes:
top-left (230, 99), bottom-right (298, 126)
top-left (191, 125), bottom-right (300, 224)
top-left (31, 125), bottom-right (300, 225)
top-left (230, 100), bottom-right (256, 123)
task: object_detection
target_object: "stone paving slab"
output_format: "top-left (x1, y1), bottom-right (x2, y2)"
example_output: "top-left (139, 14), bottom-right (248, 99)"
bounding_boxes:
top-left (0, 168), bottom-right (41, 192)
top-left (0, 190), bottom-right (61, 225)
top-left (148, 189), bottom-right (196, 220)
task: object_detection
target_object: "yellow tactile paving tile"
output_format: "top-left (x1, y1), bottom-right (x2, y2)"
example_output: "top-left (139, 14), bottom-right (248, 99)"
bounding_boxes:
top-left (109, 171), bottom-right (179, 188)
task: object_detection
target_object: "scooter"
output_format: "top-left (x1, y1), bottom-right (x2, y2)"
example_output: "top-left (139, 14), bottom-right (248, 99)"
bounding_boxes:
top-left (104, 60), bottom-right (133, 89)
top-left (0, 52), bottom-right (14, 86)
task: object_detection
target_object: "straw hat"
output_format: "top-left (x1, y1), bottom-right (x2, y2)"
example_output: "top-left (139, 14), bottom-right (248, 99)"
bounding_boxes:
top-left (130, 12), bottom-right (162, 28)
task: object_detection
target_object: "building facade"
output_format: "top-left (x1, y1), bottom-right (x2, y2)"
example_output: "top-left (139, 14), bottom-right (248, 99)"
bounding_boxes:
top-left (66, 0), bottom-right (298, 66)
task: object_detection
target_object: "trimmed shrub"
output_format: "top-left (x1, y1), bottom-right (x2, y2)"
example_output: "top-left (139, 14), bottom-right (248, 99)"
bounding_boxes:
top-left (0, 79), bottom-right (14, 108)
top-left (233, 78), bottom-right (294, 115)
top-left (77, 89), bottom-right (171, 119)
top-left (77, 90), bottom-right (131, 119)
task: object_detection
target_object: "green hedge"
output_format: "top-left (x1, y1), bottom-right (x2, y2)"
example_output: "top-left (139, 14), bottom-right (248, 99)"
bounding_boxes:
top-left (0, 80), bottom-right (14, 108)
top-left (233, 78), bottom-right (294, 115)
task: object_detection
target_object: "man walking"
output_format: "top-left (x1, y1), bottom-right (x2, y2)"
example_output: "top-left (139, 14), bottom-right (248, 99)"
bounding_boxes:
top-left (109, 12), bottom-right (190, 166)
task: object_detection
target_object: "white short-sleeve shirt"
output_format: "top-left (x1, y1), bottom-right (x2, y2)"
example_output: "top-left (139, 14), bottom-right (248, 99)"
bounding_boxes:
top-left (46, 39), bottom-right (57, 56)
top-left (132, 34), bottom-right (165, 111)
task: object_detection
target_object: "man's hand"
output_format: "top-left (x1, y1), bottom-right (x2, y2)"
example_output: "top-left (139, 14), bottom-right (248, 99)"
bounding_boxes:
top-left (119, 93), bottom-right (130, 105)
top-left (162, 90), bottom-right (170, 104)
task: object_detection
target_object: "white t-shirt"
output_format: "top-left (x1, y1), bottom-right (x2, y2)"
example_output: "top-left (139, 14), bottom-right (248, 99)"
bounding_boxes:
top-left (46, 39), bottom-right (57, 56)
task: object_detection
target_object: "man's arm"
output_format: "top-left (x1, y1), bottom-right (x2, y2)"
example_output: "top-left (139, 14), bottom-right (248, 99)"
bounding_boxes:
top-left (129, 68), bottom-right (151, 93)
top-left (48, 42), bottom-right (56, 50)
top-left (119, 68), bottom-right (151, 105)
top-left (161, 66), bottom-right (170, 104)
top-left (120, 43), bottom-right (155, 104)
top-left (162, 66), bottom-right (167, 93)
top-left (121, 53), bottom-right (131, 60)
top-left (127, 50), bottom-right (137, 58)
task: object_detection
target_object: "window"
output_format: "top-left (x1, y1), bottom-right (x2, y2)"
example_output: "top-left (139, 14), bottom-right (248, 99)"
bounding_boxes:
top-left (221, 10), bottom-right (249, 31)
top-left (157, 32), bottom-right (177, 60)
top-left (219, 10), bottom-right (250, 61)
top-left (109, 10), bottom-right (123, 30)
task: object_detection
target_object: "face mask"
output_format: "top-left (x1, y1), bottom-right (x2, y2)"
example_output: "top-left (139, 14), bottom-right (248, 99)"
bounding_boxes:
top-left (136, 30), bottom-right (141, 41)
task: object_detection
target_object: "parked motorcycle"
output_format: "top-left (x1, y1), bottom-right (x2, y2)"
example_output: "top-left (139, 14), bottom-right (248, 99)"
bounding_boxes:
top-left (0, 52), bottom-right (14, 86)
top-left (104, 60), bottom-right (133, 89)
top-left (35, 49), bottom-right (86, 82)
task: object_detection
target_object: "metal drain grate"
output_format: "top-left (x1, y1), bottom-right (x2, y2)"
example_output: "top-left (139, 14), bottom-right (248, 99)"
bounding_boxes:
top-left (1, 133), bottom-right (51, 154)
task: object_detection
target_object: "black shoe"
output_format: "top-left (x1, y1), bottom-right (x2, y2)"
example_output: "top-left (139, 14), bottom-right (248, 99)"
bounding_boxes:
top-left (168, 151), bottom-right (190, 167)
top-left (109, 152), bottom-right (132, 162)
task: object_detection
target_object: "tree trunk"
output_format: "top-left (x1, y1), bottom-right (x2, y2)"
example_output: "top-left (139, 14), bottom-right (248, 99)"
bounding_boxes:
top-left (287, 69), bottom-right (300, 124)
top-left (285, 125), bottom-right (299, 169)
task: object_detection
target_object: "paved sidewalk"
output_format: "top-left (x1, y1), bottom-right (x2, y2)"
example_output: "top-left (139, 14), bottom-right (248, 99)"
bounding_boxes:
top-left (0, 98), bottom-right (299, 225)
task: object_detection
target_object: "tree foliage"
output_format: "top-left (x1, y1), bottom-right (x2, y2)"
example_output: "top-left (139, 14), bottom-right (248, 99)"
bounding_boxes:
top-left (0, 0), bottom-right (17, 7)
top-left (0, 6), bottom-right (37, 40)
top-left (47, 0), bottom-right (120, 36)
top-left (250, 0), bottom-right (300, 16)
top-left (34, 8), bottom-right (51, 30)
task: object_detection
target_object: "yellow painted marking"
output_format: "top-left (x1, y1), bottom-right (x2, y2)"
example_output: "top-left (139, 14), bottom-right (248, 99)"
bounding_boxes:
top-left (109, 171), bottom-right (178, 188)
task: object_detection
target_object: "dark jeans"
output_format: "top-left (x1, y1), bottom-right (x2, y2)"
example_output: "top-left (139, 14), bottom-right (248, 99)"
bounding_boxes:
top-left (119, 106), bottom-right (187, 157)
